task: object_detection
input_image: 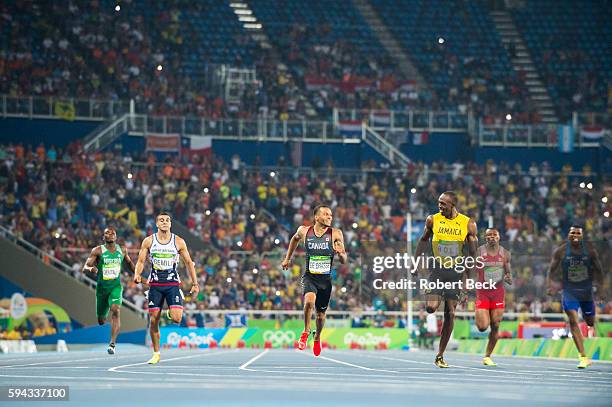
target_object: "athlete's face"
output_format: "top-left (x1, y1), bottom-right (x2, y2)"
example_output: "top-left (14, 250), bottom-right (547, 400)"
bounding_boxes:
top-left (156, 215), bottom-right (172, 232)
top-left (568, 227), bottom-right (583, 243)
top-left (485, 229), bottom-right (500, 246)
top-left (438, 194), bottom-right (454, 218)
top-left (316, 207), bottom-right (333, 228)
top-left (103, 228), bottom-right (117, 244)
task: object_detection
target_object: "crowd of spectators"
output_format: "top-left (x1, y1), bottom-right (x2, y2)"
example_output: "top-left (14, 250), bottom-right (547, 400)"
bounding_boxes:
top-left (3, 0), bottom-right (603, 125)
top-left (1, 143), bottom-right (610, 319)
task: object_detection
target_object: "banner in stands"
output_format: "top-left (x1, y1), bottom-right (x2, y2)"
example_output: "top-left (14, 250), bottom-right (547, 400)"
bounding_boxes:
top-left (145, 133), bottom-right (180, 152)
top-left (457, 338), bottom-right (611, 361)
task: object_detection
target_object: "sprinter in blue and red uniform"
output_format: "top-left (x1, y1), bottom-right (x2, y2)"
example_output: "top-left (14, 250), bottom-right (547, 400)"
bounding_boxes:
top-left (547, 225), bottom-right (604, 369)
top-left (282, 204), bottom-right (347, 356)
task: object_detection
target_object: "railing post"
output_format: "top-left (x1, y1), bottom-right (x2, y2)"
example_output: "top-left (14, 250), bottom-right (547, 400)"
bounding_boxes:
top-left (302, 120), bottom-right (306, 140)
top-left (29, 96), bottom-right (33, 119)
top-left (390, 110), bottom-right (395, 130)
top-left (282, 120), bottom-right (287, 142)
top-left (322, 122), bottom-right (327, 142)
top-left (163, 116), bottom-right (167, 134)
top-left (428, 111), bottom-right (433, 131)
top-left (239, 119), bottom-right (243, 140)
top-left (201, 118), bottom-right (205, 137)
top-left (332, 107), bottom-right (339, 128)
top-left (181, 116), bottom-right (186, 136)
top-left (503, 125), bottom-right (508, 147)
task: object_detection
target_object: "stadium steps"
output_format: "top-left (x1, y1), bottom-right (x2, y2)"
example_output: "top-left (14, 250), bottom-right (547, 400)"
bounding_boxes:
top-left (0, 227), bottom-right (145, 330)
top-left (489, 10), bottom-right (558, 124)
top-left (83, 114), bottom-right (130, 152)
top-left (351, 0), bottom-right (426, 87)
top-left (362, 124), bottom-right (410, 167)
top-left (228, 1), bottom-right (317, 117)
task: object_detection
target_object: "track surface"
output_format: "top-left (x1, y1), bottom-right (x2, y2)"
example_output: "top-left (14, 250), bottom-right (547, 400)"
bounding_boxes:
top-left (1, 347), bottom-right (611, 406)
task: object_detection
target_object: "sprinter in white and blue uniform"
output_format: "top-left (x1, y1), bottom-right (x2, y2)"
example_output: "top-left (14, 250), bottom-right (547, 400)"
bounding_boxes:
top-left (547, 225), bottom-right (603, 369)
top-left (134, 212), bottom-right (200, 364)
top-left (282, 204), bottom-right (347, 357)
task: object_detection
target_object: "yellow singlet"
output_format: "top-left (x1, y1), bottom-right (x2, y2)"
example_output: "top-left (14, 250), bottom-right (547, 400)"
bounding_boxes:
top-left (431, 212), bottom-right (470, 268)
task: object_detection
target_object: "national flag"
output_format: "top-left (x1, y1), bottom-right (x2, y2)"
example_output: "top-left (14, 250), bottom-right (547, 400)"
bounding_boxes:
top-left (146, 133), bottom-right (180, 153)
top-left (370, 111), bottom-right (391, 127)
top-left (413, 130), bottom-right (429, 145)
top-left (558, 125), bottom-right (574, 153)
top-left (580, 126), bottom-right (605, 141)
top-left (181, 136), bottom-right (212, 157)
top-left (54, 101), bottom-right (75, 121)
top-left (338, 120), bottom-right (362, 138)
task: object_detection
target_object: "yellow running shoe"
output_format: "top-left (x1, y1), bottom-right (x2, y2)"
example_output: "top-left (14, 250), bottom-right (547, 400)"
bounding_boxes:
top-left (482, 357), bottom-right (497, 366)
top-left (577, 356), bottom-right (592, 369)
top-left (434, 355), bottom-right (449, 368)
top-left (147, 353), bottom-right (161, 365)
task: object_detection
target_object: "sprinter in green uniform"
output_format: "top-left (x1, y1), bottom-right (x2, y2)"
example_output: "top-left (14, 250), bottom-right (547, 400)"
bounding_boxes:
top-left (83, 227), bottom-right (135, 354)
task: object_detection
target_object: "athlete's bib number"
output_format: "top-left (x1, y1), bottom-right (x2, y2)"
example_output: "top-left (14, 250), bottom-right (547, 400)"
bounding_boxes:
top-left (152, 257), bottom-right (175, 270)
top-left (484, 266), bottom-right (503, 283)
top-left (102, 267), bottom-right (120, 280)
top-left (437, 242), bottom-right (460, 257)
top-left (568, 265), bottom-right (588, 283)
top-left (309, 256), bottom-right (331, 274)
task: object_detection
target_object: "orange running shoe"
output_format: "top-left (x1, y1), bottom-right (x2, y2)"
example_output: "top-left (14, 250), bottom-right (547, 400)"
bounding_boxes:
top-left (297, 331), bottom-right (309, 350)
top-left (313, 340), bottom-right (321, 356)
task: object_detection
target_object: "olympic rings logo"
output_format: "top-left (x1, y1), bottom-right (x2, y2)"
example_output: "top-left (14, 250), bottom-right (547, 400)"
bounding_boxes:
top-left (262, 330), bottom-right (296, 346)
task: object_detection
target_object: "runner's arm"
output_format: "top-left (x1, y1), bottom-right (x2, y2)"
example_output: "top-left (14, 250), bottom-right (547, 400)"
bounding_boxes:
top-left (281, 226), bottom-right (306, 269)
top-left (134, 237), bottom-right (151, 284)
top-left (333, 229), bottom-right (348, 264)
top-left (122, 245), bottom-right (136, 274)
top-left (587, 243), bottom-right (604, 292)
top-left (414, 215), bottom-right (434, 257)
top-left (83, 246), bottom-right (100, 273)
top-left (176, 236), bottom-right (199, 295)
top-left (464, 219), bottom-right (478, 281)
top-left (503, 250), bottom-right (513, 285)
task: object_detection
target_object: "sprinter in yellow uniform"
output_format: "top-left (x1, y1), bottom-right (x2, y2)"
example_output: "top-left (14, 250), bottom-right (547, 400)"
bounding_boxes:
top-left (415, 191), bottom-right (478, 368)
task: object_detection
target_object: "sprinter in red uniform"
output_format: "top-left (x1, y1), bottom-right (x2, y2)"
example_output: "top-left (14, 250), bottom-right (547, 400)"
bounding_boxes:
top-left (474, 228), bottom-right (512, 366)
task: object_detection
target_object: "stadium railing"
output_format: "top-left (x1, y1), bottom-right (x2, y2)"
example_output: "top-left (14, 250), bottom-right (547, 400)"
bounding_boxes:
top-left (0, 225), bottom-right (145, 318)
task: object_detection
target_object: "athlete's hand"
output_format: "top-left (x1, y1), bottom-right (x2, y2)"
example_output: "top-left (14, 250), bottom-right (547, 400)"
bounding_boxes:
top-left (333, 239), bottom-right (346, 255)
top-left (83, 265), bottom-right (97, 274)
top-left (134, 274), bottom-right (142, 284)
top-left (503, 273), bottom-right (513, 286)
top-left (281, 258), bottom-right (291, 270)
top-left (190, 283), bottom-right (200, 296)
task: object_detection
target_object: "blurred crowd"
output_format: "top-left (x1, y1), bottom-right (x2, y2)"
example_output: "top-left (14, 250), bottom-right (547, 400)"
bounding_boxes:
top-left (3, 0), bottom-right (601, 125)
top-left (1, 143), bottom-right (610, 317)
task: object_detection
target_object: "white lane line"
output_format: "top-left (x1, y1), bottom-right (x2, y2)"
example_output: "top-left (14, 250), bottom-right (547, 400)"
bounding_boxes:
top-left (109, 349), bottom-right (238, 372)
top-left (455, 352), bottom-right (612, 364)
top-left (239, 349), bottom-right (269, 371)
top-left (295, 350), bottom-right (399, 374)
top-left (0, 373), bottom-right (131, 381)
top-left (334, 352), bottom-right (612, 384)
top-left (2, 354), bottom-right (138, 369)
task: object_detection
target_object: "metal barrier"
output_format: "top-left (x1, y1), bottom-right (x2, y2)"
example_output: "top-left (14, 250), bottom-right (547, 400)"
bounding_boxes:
top-left (0, 225), bottom-right (145, 318)
top-left (0, 95), bottom-right (130, 121)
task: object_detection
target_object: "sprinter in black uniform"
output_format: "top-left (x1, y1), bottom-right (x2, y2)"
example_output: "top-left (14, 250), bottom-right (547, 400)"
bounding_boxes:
top-left (282, 204), bottom-right (347, 356)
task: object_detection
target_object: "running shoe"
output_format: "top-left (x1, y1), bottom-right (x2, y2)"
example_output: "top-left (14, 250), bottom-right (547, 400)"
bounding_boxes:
top-left (147, 353), bottom-right (161, 364)
top-left (577, 356), bottom-right (592, 369)
top-left (482, 357), bottom-right (497, 366)
top-left (434, 355), bottom-right (449, 368)
top-left (297, 331), bottom-right (310, 350)
top-left (107, 343), bottom-right (116, 355)
top-left (313, 340), bottom-right (321, 357)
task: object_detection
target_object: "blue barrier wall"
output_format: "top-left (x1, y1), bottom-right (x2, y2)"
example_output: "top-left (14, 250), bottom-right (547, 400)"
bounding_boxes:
top-left (34, 325), bottom-right (146, 345)
top-left (0, 118), bottom-right (99, 147)
top-left (0, 118), bottom-right (605, 172)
